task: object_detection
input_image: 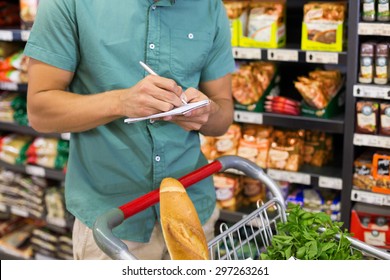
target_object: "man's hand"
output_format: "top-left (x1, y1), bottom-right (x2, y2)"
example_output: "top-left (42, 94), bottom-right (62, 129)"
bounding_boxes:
top-left (119, 75), bottom-right (183, 118)
top-left (163, 87), bottom-right (212, 131)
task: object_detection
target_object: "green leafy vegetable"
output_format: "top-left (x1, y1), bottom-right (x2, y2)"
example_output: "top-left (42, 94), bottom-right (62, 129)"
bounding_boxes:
top-left (260, 203), bottom-right (363, 260)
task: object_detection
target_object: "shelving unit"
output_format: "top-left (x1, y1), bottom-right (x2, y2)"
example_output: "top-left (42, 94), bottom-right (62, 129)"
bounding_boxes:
top-left (0, 26), bottom-right (70, 259)
top-left (343, 1), bottom-right (390, 228)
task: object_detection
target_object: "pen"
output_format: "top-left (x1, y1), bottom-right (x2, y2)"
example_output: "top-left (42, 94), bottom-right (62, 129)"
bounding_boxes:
top-left (139, 61), bottom-right (188, 105)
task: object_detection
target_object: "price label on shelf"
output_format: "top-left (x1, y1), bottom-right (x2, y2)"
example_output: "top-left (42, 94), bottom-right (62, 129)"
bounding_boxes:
top-left (353, 84), bottom-right (390, 99)
top-left (267, 49), bottom-right (298, 62)
top-left (26, 165), bottom-right (46, 177)
top-left (0, 82), bottom-right (18, 91)
top-left (318, 176), bottom-right (342, 190)
top-left (306, 52), bottom-right (339, 64)
top-left (0, 30), bottom-right (13, 41)
top-left (234, 111), bottom-right (263, 124)
top-left (61, 133), bottom-right (71, 140)
top-left (353, 134), bottom-right (390, 149)
top-left (21, 31), bottom-right (30, 41)
top-left (358, 23), bottom-right (390, 36)
top-left (267, 169), bottom-right (311, 185)
top-left (232, 47), bottom-right (261, 60)
top-left (384, 195), bottom-right (390, 207)
top-left (351, 190), bottom-right (384, 205)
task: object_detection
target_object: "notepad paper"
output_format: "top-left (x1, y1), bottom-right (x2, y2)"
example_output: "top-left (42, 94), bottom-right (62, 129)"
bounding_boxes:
top-left (124, 99), bottom-right (210, 124)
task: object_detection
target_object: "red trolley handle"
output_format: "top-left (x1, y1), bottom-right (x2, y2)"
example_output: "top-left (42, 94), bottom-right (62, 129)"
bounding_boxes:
top-left (118, 160), bottom-right (222, 219)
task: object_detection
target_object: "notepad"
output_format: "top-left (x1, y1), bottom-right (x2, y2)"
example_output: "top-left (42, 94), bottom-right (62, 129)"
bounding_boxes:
top-left (124, 99), bottom-right (210, 124)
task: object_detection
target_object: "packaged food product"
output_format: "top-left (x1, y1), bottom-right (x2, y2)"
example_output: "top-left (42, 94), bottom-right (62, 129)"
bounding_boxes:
top-left (232, 61), bottom-right (276, 105)
top-left (359, 42), bottom-right (375, 84)
top-left (301, 2), bottom-right (347, 52)
top-left (372, 150), bottom-right (390, 179)
top-left (0, 134), bottom-right (32, 165)
top-left (380, 102), bottom-right (390, 135)
top-left (214, 124), bottom-right (241, 157)
top-left (374, 43), bottom-right (389, 85)
top-left (213, 173), bottom-right (242, 211)
top-left (246, 0), bottom-right (285, 43)
top-left (355, 101), bottom-right (379, 134)
top-left (267, 129), bottom-right (305, 171)
top-left (377, 0), bottom-right (390, 22)
top-left (362, 0), bottom-right (376, 22)
top-left (199, 134), bottom-right (216, 160)
top-left (303, 130), bottom-right (328, 167)
top-left (294, 69), bottom-right (342, 109)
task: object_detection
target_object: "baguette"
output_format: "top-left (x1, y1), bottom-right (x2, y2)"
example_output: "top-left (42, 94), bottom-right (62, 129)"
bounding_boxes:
top-left (159, 177), bottom-right (210, 260)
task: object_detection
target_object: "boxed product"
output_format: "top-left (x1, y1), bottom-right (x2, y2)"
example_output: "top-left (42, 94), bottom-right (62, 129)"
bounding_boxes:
top-left (239, 0), bottom-right (286, 49)
top-left (223, 0), bottom-right (250, 46)
top-left (350, 203), bottom-right (390, 250)
top-left (232, 61), bottom-right (279, 112)
top-left (301, 2), bottom-right (347, 52)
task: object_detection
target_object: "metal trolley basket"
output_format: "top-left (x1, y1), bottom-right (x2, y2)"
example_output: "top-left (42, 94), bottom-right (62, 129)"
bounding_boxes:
top-left (93, 156), bottom-right (390, 260)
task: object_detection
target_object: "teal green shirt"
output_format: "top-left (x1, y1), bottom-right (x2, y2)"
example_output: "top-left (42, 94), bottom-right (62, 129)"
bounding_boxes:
top-left (24, 0), bottom-right (234, 242)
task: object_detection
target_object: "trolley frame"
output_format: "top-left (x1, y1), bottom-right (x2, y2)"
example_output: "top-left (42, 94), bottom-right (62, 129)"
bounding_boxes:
top-left (93, 155), bottom-right (390, 260)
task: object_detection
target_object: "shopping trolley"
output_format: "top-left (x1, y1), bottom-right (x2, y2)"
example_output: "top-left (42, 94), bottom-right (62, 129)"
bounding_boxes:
top-left (93, 155), bottom-right (390, 260)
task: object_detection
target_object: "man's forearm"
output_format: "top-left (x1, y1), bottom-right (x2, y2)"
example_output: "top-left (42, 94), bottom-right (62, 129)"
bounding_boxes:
top-left (27, 89), bottom-right (123, 133)
top-left (199, 98), bottom-right (234, 136)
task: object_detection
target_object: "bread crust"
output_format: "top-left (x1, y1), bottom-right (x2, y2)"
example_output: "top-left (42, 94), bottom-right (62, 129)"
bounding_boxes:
top-left (160, 178), bottom-right (210, 260)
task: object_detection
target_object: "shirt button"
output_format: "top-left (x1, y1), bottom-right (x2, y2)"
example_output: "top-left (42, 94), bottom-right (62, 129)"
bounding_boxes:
top-left (149, 119), bottom-right (155, 124)
top-left (149, 43), bottom-right (155, 50)
top-left (188, 33), bottom-right (194, 39)
top-left (152, 5), bottom-right (156, 10)
top-left (155, 155), bottom-right (161, 162)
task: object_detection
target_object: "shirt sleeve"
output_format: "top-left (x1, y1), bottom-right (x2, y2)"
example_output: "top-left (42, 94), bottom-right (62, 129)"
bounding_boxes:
top-left (23, 0), bottom-right (79, 72)
top-left (200, 1), bottom-right (235, 82)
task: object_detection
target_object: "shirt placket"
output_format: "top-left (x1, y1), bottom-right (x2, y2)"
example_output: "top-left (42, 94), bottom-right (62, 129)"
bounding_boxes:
top-left (145, 2), bottom-right (160, 73)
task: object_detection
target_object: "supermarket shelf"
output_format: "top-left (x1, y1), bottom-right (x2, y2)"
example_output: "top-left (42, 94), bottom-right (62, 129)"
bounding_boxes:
top-left (0, 82), bottom-right (27, 91)
top-left (358, 22), bottom-right (390, 36)
top-left (0, 29), bottom-right (30, 42)
top-left (354, 133), bottom-right (390, 149)
top-left (232, 46), bottom-right (347, 65)
top-left (0, 160), bottom-right (65, 181)
top-left (226, 164), bottom-right (342, 190)
top-left (267, 165), bottom-right (343, 190)
top-left (0, 122), bottom-right (70, 140)
top-left (353, 84), bottom-right (390, 100)
top-left (351, 189), bottom-right (390, 207)
top-left (234, 110), bottom-right (345, 134)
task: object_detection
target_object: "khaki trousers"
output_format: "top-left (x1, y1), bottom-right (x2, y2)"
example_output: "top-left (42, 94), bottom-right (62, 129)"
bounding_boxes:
top-left (72, 206), bottom-right (220, 260)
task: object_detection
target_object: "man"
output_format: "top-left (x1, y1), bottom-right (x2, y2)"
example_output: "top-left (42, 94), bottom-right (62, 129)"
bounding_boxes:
top-left (24, 0), bottom-right (234, 259)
